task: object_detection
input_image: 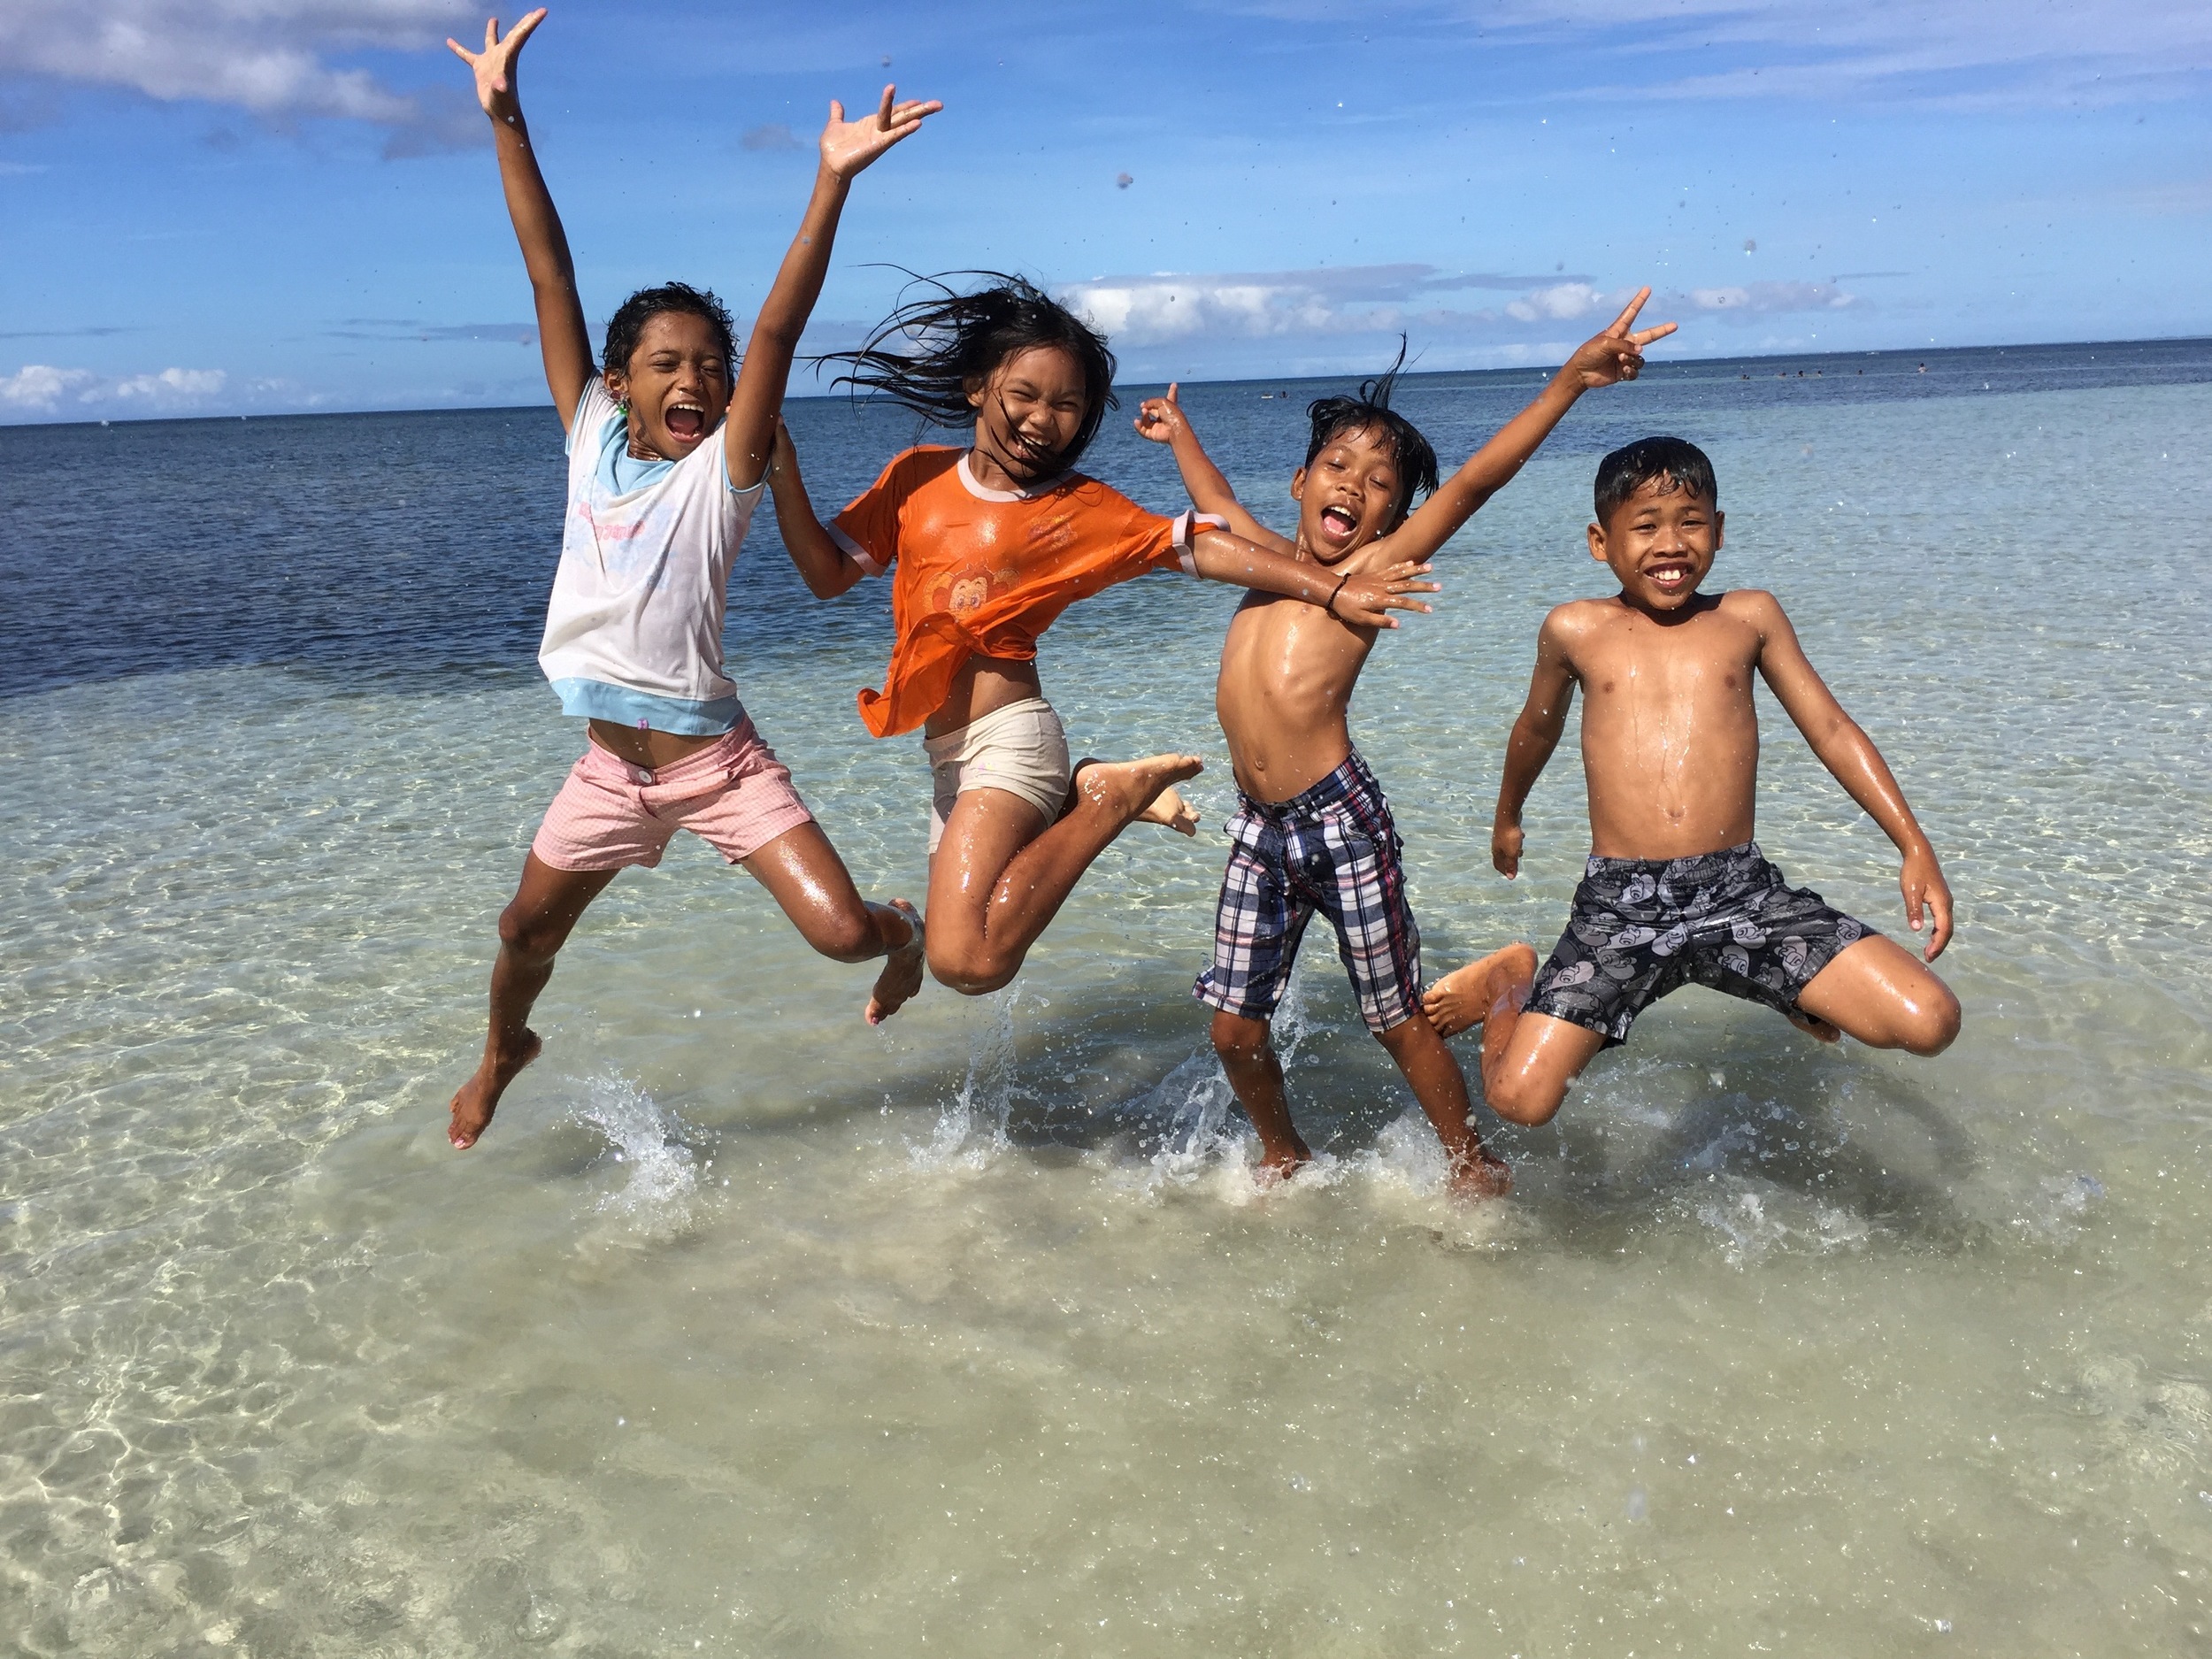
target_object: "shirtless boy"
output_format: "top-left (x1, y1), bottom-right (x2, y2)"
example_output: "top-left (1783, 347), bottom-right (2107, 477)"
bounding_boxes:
top-left (1136, 292), bottom-right (1674, 1194)
top-left (1422, 435), bottom-right (1962, 1127)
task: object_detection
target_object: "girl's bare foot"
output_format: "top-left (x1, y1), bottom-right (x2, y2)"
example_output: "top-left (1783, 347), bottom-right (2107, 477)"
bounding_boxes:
top-left (448, 1028), bottom-right (542, 1149)
top-left (1254, 1142), bottom-right (1314, 1188)
top-left (1422, 942), bottom-right (1540, 1039)
top-left (1070, 753), bottom-right (1205, 827)
top-left (1135, 785), bottom-right (1200, 835)
top-left (865, 899), bottom-right (926, 1025)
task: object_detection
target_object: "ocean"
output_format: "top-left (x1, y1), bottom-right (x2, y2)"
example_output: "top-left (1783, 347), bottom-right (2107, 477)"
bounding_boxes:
top-left (4, 338), bottom-right (2209, 1655)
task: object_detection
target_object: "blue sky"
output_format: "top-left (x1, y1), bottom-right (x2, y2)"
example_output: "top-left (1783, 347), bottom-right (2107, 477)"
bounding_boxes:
top-left (2, 0), bottom-right (2206, 421)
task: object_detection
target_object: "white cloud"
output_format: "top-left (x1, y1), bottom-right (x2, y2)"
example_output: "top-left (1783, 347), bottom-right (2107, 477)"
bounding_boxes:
top-left (1, 363), bottom-right (227, 415)
top-left (1504, 282), bottom-right (1613, 322)
top-left (0, 1), bottom-right (480, 150)
top-left (1058, 264), bottom-right (1853, 349)
top-left (0, 365), bottom-right (97, 409)
top-left (1684, 280), bottom-right (1855, 313)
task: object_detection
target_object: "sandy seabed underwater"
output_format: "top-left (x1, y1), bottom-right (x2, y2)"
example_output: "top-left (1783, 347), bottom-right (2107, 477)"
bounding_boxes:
top-left (4, 342), bottom-right (2211, 1655)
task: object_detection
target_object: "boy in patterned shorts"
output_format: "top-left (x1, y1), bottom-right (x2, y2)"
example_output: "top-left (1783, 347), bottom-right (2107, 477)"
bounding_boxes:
top-left (1420, 436), bottom-right (1962, 1131)
top-left (1135, 294), bottom-right (1674, 1194)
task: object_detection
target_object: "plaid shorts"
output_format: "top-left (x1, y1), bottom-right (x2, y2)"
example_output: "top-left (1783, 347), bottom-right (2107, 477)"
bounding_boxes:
top-left (1193, 750), bottom-right (1422, 1034)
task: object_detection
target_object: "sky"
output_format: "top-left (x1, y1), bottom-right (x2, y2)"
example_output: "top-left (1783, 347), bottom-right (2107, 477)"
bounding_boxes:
top-left (1, 0), bottom-right (2207, 422)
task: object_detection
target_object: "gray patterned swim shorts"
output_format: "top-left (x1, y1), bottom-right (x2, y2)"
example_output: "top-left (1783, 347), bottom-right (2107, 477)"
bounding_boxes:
top-left (1525, 841), bottom-right (1871, 1047)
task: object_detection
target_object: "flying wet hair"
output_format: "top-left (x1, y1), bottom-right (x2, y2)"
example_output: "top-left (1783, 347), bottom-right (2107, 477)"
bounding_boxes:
top-left (1594, 435), bottom-right (1719, 523)
top-left (603, 282), bottom-right (737, 379)
top-left (818, 273), bottom-right (1118, 472)
top-left (1302, 339), bottom-right (1440, 521)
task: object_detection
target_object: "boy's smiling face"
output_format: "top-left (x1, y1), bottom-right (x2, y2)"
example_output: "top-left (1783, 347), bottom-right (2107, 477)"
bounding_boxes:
top-left (1589, 476), bottom-right (1724, 611)
top-left (604, 311), bottom-right (732, 460)
top-left (1290, 424), bottom-right (1406, 565)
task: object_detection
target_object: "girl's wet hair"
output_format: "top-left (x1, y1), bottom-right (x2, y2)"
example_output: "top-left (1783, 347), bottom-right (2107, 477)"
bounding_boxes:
top-left (1594, 435), bottom-right (1718, 522)
top-left (603, 282), bottom-right (737, 378)
top-left (1303, 340), bottom-right (1440, 520)
top-left (820, 273), bottom-right (1118, 470)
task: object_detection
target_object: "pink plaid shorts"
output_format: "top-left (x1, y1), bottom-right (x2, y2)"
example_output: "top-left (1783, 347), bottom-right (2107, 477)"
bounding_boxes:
top-left (530, 719), bottom-right (815, 872)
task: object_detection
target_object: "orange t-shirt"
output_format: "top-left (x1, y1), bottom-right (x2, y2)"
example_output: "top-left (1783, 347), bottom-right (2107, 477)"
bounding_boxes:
top-left (831, 446), bottom-right (1209, 738)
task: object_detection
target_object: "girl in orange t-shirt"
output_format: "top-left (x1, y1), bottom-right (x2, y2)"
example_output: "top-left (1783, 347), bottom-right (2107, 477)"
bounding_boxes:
top-left (768, 276), bottom-right (1433, 996)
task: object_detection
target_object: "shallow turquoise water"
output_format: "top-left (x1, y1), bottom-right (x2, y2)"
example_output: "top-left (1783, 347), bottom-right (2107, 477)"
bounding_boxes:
top-left (4, 346), bottom-right (2211, 1655)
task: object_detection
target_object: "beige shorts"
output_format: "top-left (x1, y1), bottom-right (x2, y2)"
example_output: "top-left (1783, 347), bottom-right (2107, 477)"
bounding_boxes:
top-left (924, 696), bottom-right (1072, 853)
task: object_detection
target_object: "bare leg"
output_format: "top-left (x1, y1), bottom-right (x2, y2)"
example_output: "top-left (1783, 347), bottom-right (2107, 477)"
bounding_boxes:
top-left (449, 853), bottom-right (618, 1149)
top-left (1376, 1015), bottom-right (1511, 1198)
top-left (1793, 935), bottom-right (1961, 1056)
top-left (926, 754), bottom-right (1204, 995)
top-left (1421, 942), bottom-right (1541, 1039)
top-left (1210, 1010), bottom-right (1313, 1184)
top-left (741, 822), bottom-right (926, 1024)
top-left (1479, 987), bottom-right (1609, 1130)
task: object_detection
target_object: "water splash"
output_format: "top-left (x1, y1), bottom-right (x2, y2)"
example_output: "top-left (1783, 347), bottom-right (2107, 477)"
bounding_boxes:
top-left (910, 986), bottom-right (1023, 1170)
top-left (568, 1071), bottom-right (700, 1233)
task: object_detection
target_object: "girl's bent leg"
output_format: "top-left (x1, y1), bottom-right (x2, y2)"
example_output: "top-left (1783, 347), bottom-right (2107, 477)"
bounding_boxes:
top-left (741, 822), bottom-right (926, 1024)
top-left (449, 853), bottom-right (618, 1150)
top-left (926, 754), bottom-right (1203, 995)
top-left (1793, 935), bottom-right (1961, 1056)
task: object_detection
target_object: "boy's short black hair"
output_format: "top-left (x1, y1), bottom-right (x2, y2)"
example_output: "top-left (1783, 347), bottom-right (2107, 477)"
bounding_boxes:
top-left (603, 282), bottom-right (738, 377)
top-left (1594, 435), bottom-right (1718, 523)
top-left (1302, 340), bottom-right (1440, 519)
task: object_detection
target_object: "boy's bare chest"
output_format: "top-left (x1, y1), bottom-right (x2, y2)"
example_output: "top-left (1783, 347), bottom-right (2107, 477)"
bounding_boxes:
top-left (1575, 614), bottom-right (1759, 723)
top-left (1221, 594), bottom-right (1373, 698)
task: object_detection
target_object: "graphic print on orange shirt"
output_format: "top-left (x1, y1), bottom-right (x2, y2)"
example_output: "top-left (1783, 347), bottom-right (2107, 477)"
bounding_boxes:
top-left (830, 447), bottom-right (1202, 738)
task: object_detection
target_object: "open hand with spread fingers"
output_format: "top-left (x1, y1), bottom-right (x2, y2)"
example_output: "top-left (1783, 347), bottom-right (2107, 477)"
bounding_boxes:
top-left (820, 85), bottom-right (942, 181)
top-left (1564, 287), bottom-right (1678, 388)
top-left (448, 10), bottom-right (546, 123)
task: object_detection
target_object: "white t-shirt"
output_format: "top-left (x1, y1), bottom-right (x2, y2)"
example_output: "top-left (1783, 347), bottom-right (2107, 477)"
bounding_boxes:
top-left (537, 378), bottom-right (765, 734)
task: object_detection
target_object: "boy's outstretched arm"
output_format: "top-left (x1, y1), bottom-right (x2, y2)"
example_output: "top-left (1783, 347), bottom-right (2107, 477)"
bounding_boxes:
top-left (1747, 593), bottom-right (1955, 959)
top-left (764, 419), bottom-right (865, 599)
top-left (1133, 386), bottom-right (1295, 555)
top-left (1188, 529), bottom-right (1434, 629)
top-left (724, 87), bottom-right (941, 491)
top-left (1493, 614), bottom-right (1579, 877)
top-left (450, 11), bottom-right (593, 431)
top-left (1382, 289), bottom-right (1677, 565)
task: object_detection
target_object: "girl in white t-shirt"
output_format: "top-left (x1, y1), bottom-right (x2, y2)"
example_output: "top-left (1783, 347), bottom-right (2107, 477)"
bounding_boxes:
top-left (443, 11), bottom-right (940, 1149)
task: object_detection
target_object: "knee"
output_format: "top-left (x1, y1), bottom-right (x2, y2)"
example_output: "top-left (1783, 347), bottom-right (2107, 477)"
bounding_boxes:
top-left (496, 903), bottom-right (565, 964)
top-left (1901, 983), bottom-right (1962, 1056)
top-left (1210, 1011), bottom-right (1272, 1067)
top-left (926, 941), bottom-right (1014, 997)
top-left (1485, 1071), bottom-right (1565, 1128)
top-left (803, 904), bottom-right (879, 965)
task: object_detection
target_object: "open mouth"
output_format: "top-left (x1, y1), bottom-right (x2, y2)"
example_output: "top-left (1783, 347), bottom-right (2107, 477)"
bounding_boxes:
top-left (1646, 563), bottom-right (1693, 591)
top-left (1318, 505), bottom-right (1360, 541)
top-left (664, 403), bottom-right (706, 442)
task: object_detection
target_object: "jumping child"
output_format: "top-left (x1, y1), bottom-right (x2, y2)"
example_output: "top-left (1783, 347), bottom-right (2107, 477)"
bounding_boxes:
top-left (443, 11), bottom-right (940, 1148)
top-left (764, 276), bottom-right (1435, 995)
top-left (1135, 292), bottom-right (1675, 1194)
top-left (1421, 435), bottom-right (1962, 1130)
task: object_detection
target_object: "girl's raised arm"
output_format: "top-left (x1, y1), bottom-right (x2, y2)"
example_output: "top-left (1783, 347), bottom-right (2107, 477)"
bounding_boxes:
top-left (449, 11), bottom-right (594, 430)
top-left (723, 88), bottom-right (941, 492)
